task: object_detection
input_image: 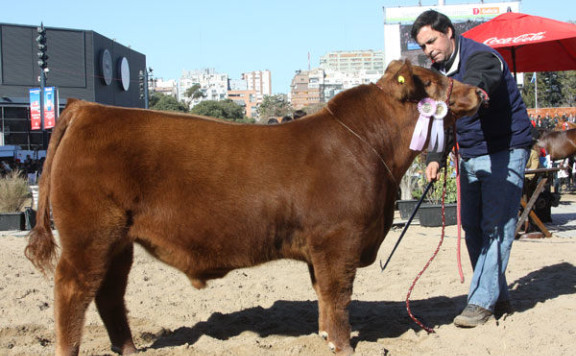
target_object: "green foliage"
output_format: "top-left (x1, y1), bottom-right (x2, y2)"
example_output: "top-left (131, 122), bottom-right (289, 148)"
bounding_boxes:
top-left (400, 154), bottom-right (425, 200)
top-left (257, 94), bottom-right (292, 120)
top-left (412, 164), bottom-right (457, 204)
top-left (0, 170), bottom-right (31, 213)
top-left (542, 72), bottom-right (563, 106)
top-left (522, 71), bottom-right (576, 108)
top-left (149, 92), bottom-right (189, 113)
top-left (185, 84), bottom-right (205, 100)
top-left (300, 103), bottom-right (326, 115)
top-left (190, 99), bottom-right (246, 121)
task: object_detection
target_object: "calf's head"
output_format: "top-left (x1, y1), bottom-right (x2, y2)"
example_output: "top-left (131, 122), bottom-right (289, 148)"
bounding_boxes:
top-left (379, 60), bottom-right (483, 125)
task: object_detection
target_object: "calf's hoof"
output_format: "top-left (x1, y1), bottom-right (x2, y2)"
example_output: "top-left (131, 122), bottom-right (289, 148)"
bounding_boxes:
top-left (328, 342), bottom-right (354, 356)
top-left (111, 344), bottom-right (138, 355)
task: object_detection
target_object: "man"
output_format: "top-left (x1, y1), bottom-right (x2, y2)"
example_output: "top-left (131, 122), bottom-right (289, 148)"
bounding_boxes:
top-left (411, 10), bottom-right (532, 327)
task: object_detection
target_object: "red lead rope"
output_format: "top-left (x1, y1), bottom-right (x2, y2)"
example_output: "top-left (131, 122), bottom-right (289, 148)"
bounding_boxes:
top-left (405, 165), bottom-right (448, 334)
top-left (405, 130), bottom-right (466, 334)
top-left (405, 81), bottom-right (465, 333)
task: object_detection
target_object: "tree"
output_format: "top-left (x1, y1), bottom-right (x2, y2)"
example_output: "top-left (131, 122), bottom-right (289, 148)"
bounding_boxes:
top-left (149, 92), bottom-right (188, 113)
top-left (190, 99), bottom-right (246, 122)
top-left (543, 72), bottom-right (563, 107)
top-left (522, 71), bottom-right (576, 108)
top-left (301, 103), bottom-right (326, 115)
top-left (185, 84), bottom-right (205, 100)
top-left (257, 94), bottom-right (292, 121)
top-left (560, 71), bottom-right (576, 107)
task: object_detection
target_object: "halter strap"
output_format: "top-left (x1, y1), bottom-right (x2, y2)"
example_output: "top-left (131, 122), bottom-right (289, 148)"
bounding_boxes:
top-left (445, 78), bottom-right (454, 105)
top-left (325, 105), bottom-right (398, 187)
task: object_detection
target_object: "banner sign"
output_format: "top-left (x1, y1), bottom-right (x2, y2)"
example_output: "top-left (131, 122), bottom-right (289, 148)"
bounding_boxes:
top-left (44, 87), bottom-right (56, 129)
top-left (29, 87), bottom-right (58, 130)
top-left (384, 1), bottom-right (521, 24)
top-left (29, 89), bottom-right (41, 130)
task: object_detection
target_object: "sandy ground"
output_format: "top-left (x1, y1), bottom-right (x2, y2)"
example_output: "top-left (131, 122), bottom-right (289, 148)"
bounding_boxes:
top-left (1, 223), bottom-right (575, 356)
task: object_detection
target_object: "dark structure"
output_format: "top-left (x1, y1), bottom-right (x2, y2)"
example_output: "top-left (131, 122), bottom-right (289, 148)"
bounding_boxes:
top-left (0, 23), bottom-right (146, 149)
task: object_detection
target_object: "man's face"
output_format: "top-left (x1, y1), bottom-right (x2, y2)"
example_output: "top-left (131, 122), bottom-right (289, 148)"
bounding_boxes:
top-left (415, 25), bottom-right (455, 65)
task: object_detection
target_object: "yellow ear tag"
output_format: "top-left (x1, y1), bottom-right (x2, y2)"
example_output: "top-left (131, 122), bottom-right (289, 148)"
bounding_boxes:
top-left (398, 75), bottom-right (405, 84)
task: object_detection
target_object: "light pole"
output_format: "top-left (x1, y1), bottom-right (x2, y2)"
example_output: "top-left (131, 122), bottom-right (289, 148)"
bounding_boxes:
top-left (36, 23), bottom-right (49, 150)
top-left (139, 67), bottom-right (153, 109)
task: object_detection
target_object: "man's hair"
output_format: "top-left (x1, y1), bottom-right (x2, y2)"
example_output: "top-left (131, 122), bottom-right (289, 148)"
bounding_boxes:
top-left (410, 10), bottom-right (456, 41)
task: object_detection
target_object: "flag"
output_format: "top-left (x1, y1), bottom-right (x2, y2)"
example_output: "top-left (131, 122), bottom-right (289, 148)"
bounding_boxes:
top-left (530, 72), bottom-right (537, 84)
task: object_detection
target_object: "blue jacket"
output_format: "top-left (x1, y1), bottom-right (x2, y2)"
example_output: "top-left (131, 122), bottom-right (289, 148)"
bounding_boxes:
top-left (433, 35), bottom-right (532, 159)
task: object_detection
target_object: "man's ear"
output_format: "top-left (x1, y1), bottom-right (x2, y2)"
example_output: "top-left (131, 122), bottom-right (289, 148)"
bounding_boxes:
top-left (384, 59), bottom-right (416, 101)
top-left (447, 27), bottom-right (454, 39)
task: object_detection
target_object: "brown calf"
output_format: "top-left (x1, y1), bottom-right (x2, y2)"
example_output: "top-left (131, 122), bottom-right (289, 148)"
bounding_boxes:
top-left (537, 128), bottom-right (576, 160)
top-left (25, 60), bottom-right (482, 356)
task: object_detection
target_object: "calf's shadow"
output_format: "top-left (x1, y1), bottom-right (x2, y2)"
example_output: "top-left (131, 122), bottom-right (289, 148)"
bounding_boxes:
top-left (146, 262), bottom-right (576, 350)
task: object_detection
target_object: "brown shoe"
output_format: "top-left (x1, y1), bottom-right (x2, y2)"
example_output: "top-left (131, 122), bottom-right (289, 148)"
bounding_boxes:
top-left (454, 304), bottom-right (493, 328)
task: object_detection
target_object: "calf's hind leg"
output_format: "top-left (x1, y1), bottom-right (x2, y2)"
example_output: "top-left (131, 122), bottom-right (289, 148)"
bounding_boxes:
top-left (54, 247), bottom-right (110, 356)
top-left (95, 244), bottom-right (137, 354)
top-left (53, 222), bottom-right (133, 356)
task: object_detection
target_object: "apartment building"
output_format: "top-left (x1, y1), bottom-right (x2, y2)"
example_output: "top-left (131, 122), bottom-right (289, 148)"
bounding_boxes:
top-left (290, 69), bottom-right (322, 110)
top-left (227, 78), bottom-right (258, 119)
top-left (151, 78), bottom-right (178, 97)
top-left (242, 70), bottom-right (272, 100)
top-left (290, 50), bottom-right (385, 109)
top-left (178, 68), bottom-right (229, 108)
top-left (319, 50), bottom-right (385, 74)
top-left (227, 70), bottom-right (272, 118)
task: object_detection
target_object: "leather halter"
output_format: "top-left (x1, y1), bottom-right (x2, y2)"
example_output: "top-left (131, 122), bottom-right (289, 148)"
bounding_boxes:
top-left (444, 78), bottom-right (454, 106)
top-left (325, 105), bottom-right (398, 187)
top-left (373, 78), bottom-right (454, 104)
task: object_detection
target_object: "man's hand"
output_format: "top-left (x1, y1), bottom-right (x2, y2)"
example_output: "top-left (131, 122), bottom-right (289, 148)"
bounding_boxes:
top-left (477, 88), bottom-right (490, 108)
top-left (425, 161), bottom-right (441, 182)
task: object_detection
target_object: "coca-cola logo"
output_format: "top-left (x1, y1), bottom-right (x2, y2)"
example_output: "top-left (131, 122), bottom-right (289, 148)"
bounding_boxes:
top-left (484, 32), bottom-right (546, 46)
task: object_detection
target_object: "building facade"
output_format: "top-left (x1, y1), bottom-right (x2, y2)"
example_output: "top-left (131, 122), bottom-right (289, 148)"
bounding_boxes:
top-left (319, 50), bottom-right (385, 74)
top-left (231, 70), bottom-right (272, 119)
top-left (151, 78), bottom-right (178, 98)
top-left (178, 68), bottom-right (229, 109)
top-left (0, 23), bottom-right (147, 149)
top-left (242, 70), bottom-right (272, 100)
top-left (290, 50), bottom-right (385, 109)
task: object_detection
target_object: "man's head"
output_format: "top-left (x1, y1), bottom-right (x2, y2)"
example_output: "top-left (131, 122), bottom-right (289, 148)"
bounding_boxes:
top-left (411, 10), bottom-right (456, 65)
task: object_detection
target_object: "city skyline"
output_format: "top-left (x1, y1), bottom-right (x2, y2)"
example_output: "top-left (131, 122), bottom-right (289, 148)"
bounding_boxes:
top-left (3, 0), bottom-right (574, 95)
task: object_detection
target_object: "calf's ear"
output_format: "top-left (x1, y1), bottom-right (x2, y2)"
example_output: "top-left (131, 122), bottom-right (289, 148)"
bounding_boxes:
top-left (383, 60), bottom-right (417, 101)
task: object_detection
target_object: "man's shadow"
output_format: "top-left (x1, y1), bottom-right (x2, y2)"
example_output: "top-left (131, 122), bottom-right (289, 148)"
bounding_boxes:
top-left (146, 262), bottom-right (576, 350)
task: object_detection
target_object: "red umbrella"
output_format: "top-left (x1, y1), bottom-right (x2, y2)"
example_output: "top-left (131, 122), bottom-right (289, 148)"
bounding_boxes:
top-left (463, 12), bottom-right (576, 74)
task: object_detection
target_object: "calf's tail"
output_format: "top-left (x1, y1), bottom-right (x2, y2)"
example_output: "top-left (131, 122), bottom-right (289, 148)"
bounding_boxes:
top-left (24, 99), bottom-right (78, 276)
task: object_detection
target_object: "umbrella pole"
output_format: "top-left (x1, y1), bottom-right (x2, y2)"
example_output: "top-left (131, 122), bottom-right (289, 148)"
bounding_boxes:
top-left (535, 73), bottom-right (538, 109)
top-left (512, 47), bottom-right (517, 80)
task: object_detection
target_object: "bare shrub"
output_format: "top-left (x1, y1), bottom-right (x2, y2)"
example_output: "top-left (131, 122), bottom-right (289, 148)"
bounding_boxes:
top-left (0, 170), bottom-right (31, 213)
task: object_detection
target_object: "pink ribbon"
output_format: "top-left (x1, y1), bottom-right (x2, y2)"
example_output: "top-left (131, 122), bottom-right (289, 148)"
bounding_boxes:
top-left (428, 101), bottom-right (447, 152)
top-left (410, 98), bottom-right (436, 151)
top-left (410, 98), bottom-right (448, 152)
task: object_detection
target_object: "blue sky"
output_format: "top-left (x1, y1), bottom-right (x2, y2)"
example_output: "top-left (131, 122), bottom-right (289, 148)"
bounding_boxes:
top-left (3, 0), bottom-right (574, 94)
